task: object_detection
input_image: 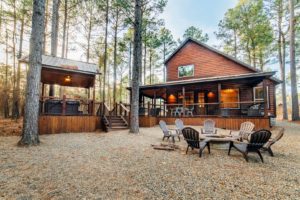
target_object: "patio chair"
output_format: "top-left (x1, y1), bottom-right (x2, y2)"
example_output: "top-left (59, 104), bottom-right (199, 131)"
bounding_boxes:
top-left (262, 127), bottom-right (284, 156)
top-left (230, 121), bottom-right (255, 141)
top-left (159, 120), bottom-right (180, 143)
top-left (228, 129), bottom-right (272, 162)
top-left (201, 119), bottom-right (217, 134)
top-left (185, 106), bottom-right (194, 116)
top-left (182, 127), bottom-right (210, 157)
top-left (175, 118), bottom-right (184, 135)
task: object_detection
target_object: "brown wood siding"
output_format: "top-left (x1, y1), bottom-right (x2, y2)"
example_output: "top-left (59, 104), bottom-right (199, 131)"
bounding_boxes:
top-left (166, 41), bottom-right (254, 82)
top-left (139, 116), bottom-right (157, 127)
top-left (158, 117), bottom-right (270, 130)
top-left (39, 116), bottom-right (101, 134)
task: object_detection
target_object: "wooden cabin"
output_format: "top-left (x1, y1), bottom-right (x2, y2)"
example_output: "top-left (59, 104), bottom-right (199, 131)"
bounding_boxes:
top-left (21, 55), bottom-right (102, 134)
top-left (129, 38), bottom-right (281, 130)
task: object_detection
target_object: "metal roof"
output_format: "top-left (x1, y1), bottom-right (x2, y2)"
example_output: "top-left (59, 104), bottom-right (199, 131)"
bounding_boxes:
top-left (128, 71), bottom-right (277, 90)
top-left (20, 55), bottom-right (99, 75)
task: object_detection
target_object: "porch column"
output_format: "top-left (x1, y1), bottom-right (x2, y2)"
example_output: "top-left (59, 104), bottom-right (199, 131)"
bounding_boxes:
top-left (263, 79), bottom-right (268, 118)
top-left (153, 90), bottom-right (157, 109)
top-left (218, 83), bottom-right (221, 116)
top-left (92, 84), bottom-right (96, 116)
top-left (182, 86), bottom-right (185, 116)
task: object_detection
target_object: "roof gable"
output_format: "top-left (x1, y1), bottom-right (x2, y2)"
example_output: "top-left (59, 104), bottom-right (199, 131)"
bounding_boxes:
top-left (164, 37), bottom-right (258, 73)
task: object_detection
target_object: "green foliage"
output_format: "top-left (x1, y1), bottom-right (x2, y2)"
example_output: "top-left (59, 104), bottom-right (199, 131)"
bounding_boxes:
top-left (183, 26), bottom-right (209, 43)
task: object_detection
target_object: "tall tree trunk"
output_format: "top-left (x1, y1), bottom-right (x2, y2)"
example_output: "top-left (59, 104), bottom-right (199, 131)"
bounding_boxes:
top-left (4, 30), bottom-right (9, 118)
top-left (19, 0), bottom-right (46, 146)
top-left (43, 0), bottom-right (49, 54)
top-left (86, 12), bottom-right (92, 62)
top-left (130, 0), bottom-right (142, 133)
top-left (289, 0), bottom-right (299, 120)
top-left (65, 18), bottom-right (69, 58)
top-left (113, 8), bottom-right (119, 105)
top-left (233, 29), bottom-right (237, 58)
top-left (61, 0), bottom-right (67, 58)
top-left (149, 50), bottom-right (152, 84)
top-left (128, 40), bottom-right (132, 87)
top-left (163, 42), bottom-right (166, 82)
top-left (101, 0), bottom-right (109, 106)
top-left (12, 0), bottom-right (17, 119)
top-left (143, 43), bottom-right (146, 84)
top-left (277, 0), bottom-right (288, 120)
top-left (13, 13), bottom-right (25, 119)
top-left (49, 0), bottom-right (61, 96)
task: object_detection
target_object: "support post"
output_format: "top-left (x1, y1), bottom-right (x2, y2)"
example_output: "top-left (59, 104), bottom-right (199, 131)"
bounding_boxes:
top-left (92, 84), bottom-right (96, 116)
top-left (62, 95), bottom-right (66, 115)
top-left (263, 79), bottom-right (268, 118)
top-left (41, 83), bottom-right (45, 114)
top-left (182, 86), bottom-right (185, 116)
top-left (218, 83), bottom-right (221, 116)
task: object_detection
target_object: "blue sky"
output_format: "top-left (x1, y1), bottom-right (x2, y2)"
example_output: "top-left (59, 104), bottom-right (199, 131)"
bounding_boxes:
top-left (161, 0), bottom-right (238, 46)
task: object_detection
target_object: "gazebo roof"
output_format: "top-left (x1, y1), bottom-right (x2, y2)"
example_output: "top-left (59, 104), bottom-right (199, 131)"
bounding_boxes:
top-left (20, 55), bottom-right (99, 75)
top-left (20, 55), bottom-right (100, 88)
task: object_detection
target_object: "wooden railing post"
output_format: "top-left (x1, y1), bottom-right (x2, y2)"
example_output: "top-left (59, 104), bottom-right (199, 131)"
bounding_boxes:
top-left (263, 79), bottom-right (268, 118)
top-left (217, 83), bottom-right (222, 116)
top-left (62, 95), bottom-right (66, 115)
top-left (147, 101), bottom-right (150, 116)
top-left (182, 86), bottom-right (185, 116)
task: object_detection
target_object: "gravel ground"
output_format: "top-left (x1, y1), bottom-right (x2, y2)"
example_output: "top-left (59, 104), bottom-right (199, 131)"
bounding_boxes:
top-left (0, 121), bottom-right (299, 199)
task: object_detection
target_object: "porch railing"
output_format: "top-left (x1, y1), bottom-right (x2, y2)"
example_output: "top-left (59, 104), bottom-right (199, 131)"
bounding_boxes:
top-left (138, 101), bottom-right (266, 117)
top-left (39, 96), bottom-right (99, 116)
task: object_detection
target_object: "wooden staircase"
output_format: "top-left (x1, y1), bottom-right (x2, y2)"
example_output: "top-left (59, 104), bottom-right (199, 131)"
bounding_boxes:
top-left (100, 102), bottom-right (130, 132)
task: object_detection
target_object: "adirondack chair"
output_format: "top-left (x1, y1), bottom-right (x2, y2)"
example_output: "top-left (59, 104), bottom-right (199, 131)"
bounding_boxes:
top-left (175, 119), bottom-right (184, 135)
top-left (230, 121), bottom-right (255, 141)
top-left (228, 129), bottom-right (272, 162)
top-left (182, 127), bottom-right (210, 157)
top-left (159, 120), bottom-right (180, 143)
top-left (201, 119), bottom-right (217, 134)
top-left (262, 128), bottom-right (284, 156)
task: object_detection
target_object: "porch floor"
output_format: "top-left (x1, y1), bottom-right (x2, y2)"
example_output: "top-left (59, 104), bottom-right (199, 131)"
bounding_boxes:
top-left (1, 121), bottom-right (299, 199)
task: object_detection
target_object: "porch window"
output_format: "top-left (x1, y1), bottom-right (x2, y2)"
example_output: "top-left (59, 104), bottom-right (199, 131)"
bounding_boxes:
top-left (178, 91), bottom-right (194, 104)
top-left (220, 89), bottom-right (239, 108)
top-left (178, 65), bottom-right (194, 78)
top-left (253, 86), bottom-right (269, 108)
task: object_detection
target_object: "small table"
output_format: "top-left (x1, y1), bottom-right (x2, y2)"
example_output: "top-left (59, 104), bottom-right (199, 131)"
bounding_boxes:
top-left (200, 134), bottom-right (240, 150)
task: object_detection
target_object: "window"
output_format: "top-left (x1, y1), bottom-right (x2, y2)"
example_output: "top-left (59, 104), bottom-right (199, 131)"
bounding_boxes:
top-left (253, 86), bottom-right (269, 108)
top-left (220, 89), bottom-right (239, 109)
top-left (178, 65), bottom-right (194, 78)
top-left (178, 91), bottom-right (194, 104)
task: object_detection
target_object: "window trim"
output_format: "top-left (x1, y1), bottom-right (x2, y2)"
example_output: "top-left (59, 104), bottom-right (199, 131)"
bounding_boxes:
top-left (220, 88), bottom-right (240, 109)
top-left (178, 64), bottom-right (194, 78)
top-left (253, 86), bottom-right (269, 109)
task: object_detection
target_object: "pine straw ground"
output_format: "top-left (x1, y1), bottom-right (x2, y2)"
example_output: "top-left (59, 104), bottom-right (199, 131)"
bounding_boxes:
top-left (0, 121), bottom-right (299, 199)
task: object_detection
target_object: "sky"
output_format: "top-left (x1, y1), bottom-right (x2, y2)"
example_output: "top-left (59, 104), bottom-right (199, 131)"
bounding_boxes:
top-left (161, 0), bottom-right (238, 46)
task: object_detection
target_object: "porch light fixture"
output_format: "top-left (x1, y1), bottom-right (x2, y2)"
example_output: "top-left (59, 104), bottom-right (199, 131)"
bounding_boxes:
top-left (64, 75), bottom-right (71, 82)
top-left (207, 92), bottom-right (214, 98)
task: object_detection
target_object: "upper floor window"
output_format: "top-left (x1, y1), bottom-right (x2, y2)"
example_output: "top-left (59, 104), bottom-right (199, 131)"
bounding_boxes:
top-left (178, 65), bottom-right (194, 78)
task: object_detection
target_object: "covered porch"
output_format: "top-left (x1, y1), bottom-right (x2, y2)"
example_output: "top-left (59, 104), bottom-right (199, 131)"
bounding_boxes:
top-left (21, 55), bottom-right (102, 134)
top-left (131, 72), bottom-right (278, 130)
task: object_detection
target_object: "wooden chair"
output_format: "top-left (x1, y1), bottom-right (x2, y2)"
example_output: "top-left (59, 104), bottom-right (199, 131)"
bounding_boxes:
top-left (159, 120), bottom-right (180, 143)
top-left (201, 119), bottom-right (217, 134)
top-left (230, 121), bottom-right (255, 141)
top-left (175, 118), bottom-right (184, 135)
top-left (228, 129), bottom-right (272, 162)
top-left (182, 127), bottom-right (210, 157)
top-left (262, 128), bottom-right (284, 156)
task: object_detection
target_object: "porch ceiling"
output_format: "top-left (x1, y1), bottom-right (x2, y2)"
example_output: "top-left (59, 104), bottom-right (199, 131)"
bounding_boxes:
top-left (136, 71), bottom-right (276, 99)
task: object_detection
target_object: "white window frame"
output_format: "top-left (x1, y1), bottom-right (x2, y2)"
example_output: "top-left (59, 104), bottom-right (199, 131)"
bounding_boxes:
top-left (253, 86), bottom-right (269, 109)
top-left (178, 64), bottom-right (194, 78)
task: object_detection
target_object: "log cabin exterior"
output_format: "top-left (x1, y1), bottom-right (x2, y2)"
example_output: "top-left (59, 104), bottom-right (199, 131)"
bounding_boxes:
top-left (130, 38), bottom-right (281, 130)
